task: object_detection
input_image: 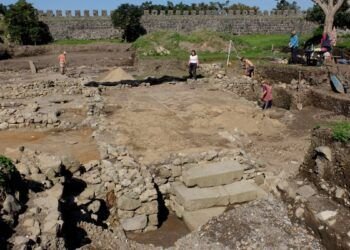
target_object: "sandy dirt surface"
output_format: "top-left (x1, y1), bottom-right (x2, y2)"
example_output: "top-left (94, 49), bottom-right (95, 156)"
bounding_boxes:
top-left (0, 128), bottom-right (100, 163)
top-left (0, 44), bottom-right (134, 72)
top-left (99, 81), bottom-right (339, 178)
top-left (102, 83), bottom-right (285, 164)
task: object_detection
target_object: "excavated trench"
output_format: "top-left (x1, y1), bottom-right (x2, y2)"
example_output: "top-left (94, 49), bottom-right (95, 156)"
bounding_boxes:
top-left (1, 52), bottom-right (350, 249)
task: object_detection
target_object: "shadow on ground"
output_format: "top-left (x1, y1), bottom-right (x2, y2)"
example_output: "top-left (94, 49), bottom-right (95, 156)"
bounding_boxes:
top-left (84, 75), bottom-right (204, 88)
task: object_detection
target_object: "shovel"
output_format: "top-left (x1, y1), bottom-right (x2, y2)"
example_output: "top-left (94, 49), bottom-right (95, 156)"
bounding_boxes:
top-left (297, 71), bottom-right (303, 111)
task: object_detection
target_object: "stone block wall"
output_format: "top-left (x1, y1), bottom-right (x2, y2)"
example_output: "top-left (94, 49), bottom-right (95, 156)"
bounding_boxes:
top-left (141, 12), bottom-right (317, 35)
top-left (40, 16), bottom-right (121, 40)
top-left (38, 9), bottom-right (317, 40)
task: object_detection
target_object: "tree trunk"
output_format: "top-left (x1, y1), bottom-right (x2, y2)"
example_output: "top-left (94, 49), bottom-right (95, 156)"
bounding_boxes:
top-left (324, 12), bottom-right (334, 34)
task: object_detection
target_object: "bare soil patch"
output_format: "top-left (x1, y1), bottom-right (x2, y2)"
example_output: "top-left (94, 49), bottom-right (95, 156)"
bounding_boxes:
top-left (103, 83), bottom-right (285, 164)
top-left (0, 44), bottom-right (135, 72)
top-left (0, 128), bottom-right (99, 163)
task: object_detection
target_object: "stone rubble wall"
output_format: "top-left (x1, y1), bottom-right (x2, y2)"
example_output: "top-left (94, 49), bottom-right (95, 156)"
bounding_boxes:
top-left (0, 80), bottom-right (84, 131)
top-left (300, 128), bottom-right (350, 208)
top-left (38, 9), bottom-right (317, 40)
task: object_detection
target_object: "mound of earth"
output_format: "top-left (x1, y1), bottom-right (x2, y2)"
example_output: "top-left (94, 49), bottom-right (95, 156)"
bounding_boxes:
top-left (97, 67), bottom-right (135, 83)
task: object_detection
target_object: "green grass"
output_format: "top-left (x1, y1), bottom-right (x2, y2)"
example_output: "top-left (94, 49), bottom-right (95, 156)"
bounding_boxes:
top-left (132, 31), bottom-right (311, 62)
top-left (53, 39), bottom-right (122, 45)
top-left (337, 35), bottom-right (350, 49)
top-left (317, 121), bottom-right (350, 143)
top-left (330, 121), bottom-right (350, 142)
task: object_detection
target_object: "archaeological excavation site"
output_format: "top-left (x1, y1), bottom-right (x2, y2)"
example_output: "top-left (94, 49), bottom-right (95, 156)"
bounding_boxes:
top-left (1, 1), bottom-right (350, 249)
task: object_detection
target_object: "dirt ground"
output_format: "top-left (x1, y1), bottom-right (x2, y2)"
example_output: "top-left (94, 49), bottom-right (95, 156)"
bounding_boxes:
top-left (99, 82), bottom-right (339, 178)
top-left (102, 83), bottom-right (280, 163)
top-left (0, 128), bottom-right (100, 164)
top-left (0, 44), bottom-right (134, 72)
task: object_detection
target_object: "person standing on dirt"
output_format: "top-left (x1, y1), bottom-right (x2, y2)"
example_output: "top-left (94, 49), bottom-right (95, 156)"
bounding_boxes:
top-left (58, 51), bottom-right (67, 75)
top-left (240, 57), bottom-right (255, 78)
top-left (261, 80), bottom-right (273, 110)
top-left (188, 50), bottom-right (199, 80)
top-left (289, 30), bottom-right (299, 64)
top-left (321, 32), bottom-right (332, 53)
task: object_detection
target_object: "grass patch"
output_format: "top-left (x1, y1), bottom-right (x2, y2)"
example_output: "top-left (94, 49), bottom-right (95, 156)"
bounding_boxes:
top-left (330, 121), bottom-right (350, 142)
top-left (53, 39), bottom-right (122, 45)
top-left (337, 35), bottom-right (350, 49)
top-left (133, 31), bottom-right (311, 62)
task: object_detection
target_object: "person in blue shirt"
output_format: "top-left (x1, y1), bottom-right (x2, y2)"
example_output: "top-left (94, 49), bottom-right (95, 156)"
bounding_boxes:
top-left (289, 30), bottom-right (299, 64)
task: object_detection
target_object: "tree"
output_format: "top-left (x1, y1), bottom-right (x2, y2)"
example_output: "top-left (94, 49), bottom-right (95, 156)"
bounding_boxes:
top-left (4, 0), bottom-right (52, 45)
top-left (274, 0), bottom-right (300, 11)
top-left (111, 4), bottom-right (146, 42)
top-left (306, 1), bottom-right (350, 29)
top-left (227, 3), bottom-right (260, 11)
top-left (0, 4), bottom-right (7, 15)
top-left (312, 0), bottom-right (345, 33)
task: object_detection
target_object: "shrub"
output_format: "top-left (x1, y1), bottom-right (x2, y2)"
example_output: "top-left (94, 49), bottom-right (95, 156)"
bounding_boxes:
top-left (0, 156), bottom-right (17, 189)
top-left (331, 122), bottom-right (350, 142)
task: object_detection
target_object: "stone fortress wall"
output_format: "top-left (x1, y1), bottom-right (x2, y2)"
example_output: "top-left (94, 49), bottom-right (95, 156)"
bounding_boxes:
top-left (38, 9), bottom-right (318, 40)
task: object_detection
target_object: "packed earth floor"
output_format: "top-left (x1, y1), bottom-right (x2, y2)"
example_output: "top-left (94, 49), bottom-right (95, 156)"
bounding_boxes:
top-left (0, 45), bottom-right (349, 249)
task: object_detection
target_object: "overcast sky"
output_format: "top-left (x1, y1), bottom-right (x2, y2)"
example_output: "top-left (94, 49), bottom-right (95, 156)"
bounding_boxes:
top-left (1, 0), bottom-right (315, 11)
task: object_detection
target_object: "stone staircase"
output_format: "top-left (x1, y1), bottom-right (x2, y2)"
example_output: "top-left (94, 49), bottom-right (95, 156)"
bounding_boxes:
top-left (170, 160), bottom-right (265, 230)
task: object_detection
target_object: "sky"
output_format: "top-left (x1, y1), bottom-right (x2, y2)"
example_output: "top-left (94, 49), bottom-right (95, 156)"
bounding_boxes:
top-left (1, 0), bottom-right (315, 12)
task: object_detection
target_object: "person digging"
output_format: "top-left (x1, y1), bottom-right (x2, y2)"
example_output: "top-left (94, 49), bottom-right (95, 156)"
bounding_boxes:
top-left (240, 57), bottom-right (255, 78)
top-left (260, 80), bottom-right (273, 110)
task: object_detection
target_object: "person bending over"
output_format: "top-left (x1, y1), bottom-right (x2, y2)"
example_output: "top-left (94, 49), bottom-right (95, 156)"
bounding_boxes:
top-left (240, 57), bottom-right (255, 78)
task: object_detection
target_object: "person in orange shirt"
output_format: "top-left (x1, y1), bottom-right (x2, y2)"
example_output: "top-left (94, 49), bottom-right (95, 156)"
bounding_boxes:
top-left (58, 51), bottom-right (67, 75)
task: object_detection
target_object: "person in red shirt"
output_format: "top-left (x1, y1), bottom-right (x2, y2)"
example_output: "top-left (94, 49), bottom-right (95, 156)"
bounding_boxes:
top-left (58, 51), bottom-right (67, 75)
top-left (261, 80), bottom-right (273, 110)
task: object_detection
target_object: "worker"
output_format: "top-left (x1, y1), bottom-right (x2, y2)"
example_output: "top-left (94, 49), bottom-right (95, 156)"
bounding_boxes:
top-left (188, 50), bottom-right (199, 80)
top-left (321, 32), bottom-right (332, 53)
top-left (289, 30), bottom-right (299, 64)
top-left (240, 57), bottom-right (254, 78)
top-left (261, 80), bottom-right (273, 110)
top-left (58, 51), bottom-right (67, 75)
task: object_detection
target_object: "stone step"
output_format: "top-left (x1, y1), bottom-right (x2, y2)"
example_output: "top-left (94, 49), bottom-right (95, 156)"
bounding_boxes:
top-left (183, 207), bottom-right (226, 231)
top-left (171, 181), bottom-right (258, 211)
top-left (183, 161), bottom-right (244, 188)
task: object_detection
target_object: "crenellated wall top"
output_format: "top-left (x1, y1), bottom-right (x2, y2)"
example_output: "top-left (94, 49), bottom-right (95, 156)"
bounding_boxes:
top-left (38, 9), bottom-right (305, 18)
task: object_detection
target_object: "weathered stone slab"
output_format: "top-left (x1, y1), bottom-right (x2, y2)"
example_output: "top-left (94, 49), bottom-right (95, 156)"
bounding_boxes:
top-left (121, 215), bottom-right (147, 231)
top-left (118, 195), bottom-right (141, 211)
top-left (297, 185), bottom-right (316, 198)
top-left (223, 181), bottom-right (258, 204)
top-left (172, 182), bottom-right (229, 211)
top-left (183, 207), bottom-right (226, 231)
top-left (29, 60), bottom-right (37, 74)
top-left (183, 161), bottom-right (244, 187)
